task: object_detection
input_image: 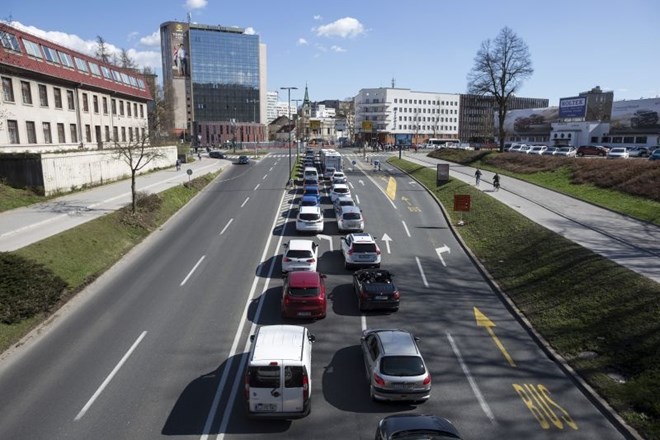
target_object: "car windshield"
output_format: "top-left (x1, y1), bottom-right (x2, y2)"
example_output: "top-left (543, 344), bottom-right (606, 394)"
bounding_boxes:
top-left (364, 283), bottom-right (396, 293)
top-left (286, 250), bottom-right (313, 259)
top-left (334, 188), bottom-right (349, 194)
top-left (301, 200), bottom-right (317, 207)
top-left (380, 356), bottom-right (425, 376)
top-left (299, 213), bottom-right (320, 221)
top-left (288, 286), bottom-right (320, 297)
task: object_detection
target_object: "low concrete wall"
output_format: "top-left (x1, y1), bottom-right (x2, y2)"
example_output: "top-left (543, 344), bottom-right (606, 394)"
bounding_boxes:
top-left (1, 146), bottom-right (178, 195)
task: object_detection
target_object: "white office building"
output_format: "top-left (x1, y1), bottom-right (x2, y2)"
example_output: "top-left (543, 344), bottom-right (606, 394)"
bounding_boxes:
top-left (266, 91), bottom-right (278, 123)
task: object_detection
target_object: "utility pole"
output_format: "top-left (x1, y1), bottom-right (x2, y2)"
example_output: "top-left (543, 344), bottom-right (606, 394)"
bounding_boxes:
top-left (280, 87), bottom-right (298, 178)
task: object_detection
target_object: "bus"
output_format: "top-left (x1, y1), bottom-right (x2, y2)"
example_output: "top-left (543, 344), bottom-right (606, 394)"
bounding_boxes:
top-left (425, 138), bottom-right (462, 149)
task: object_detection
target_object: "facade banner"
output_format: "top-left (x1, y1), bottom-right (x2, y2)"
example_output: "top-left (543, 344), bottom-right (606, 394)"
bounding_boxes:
top-left (559, 97), bottom-right (587, 118)
top-left (167, 22), bottom-right (189, 78)
top-left (610, 98), bottom-right (660, 134)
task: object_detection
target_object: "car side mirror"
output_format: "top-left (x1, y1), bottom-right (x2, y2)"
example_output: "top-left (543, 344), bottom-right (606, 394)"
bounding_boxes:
top-left (414, 336), bottom-right (421, 342)
top-left (320, 273), bottom-right (327, 279)
top-left (250, 335), bottom-right (255, 342)
top-left (308, 334), bottom-right (316, 343)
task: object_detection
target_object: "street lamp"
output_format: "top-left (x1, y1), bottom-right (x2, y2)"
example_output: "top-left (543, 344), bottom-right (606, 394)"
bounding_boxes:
top-left (280, 86), bottom-right (298, 178)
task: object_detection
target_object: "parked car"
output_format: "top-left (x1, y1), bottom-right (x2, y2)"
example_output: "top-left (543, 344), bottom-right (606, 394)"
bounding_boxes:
top-left (508, 143), bottom-right (525, 153)
top-left (576, 145), bottom-right (608, 157)
top-left (518, 145), bottom-right (532, 154)
top-left (281, 271), bottom-right (327, 319)
top-left (296, 206), bottom-right (323, 234)
top-left (361, 329), bottom-right (431, 402)
top-left (542, 146), bottom-right (558, 155)
top-left (281, 239), bottom-right (318, 273)
top-left (528, 145), bottom-right (547, 155)
top-left (330, 183), bottom-right (351, 202)
top-left (237, 155), bottom-right (250, 164)
top-left (627, 146), bottom-right (650, 157)
top-left (648, 149), bottom-right (660, 161)
top-left (208, 150), bottom-right (226, 159)
top-left (375, 414), bottom-right (462, 440)
top-left (607, 147), bottom-right (629, 159)
top-left (336, 205), bottom-right (364, 232)
top-left (555, 146), bottom-right (576, 157)
top-left (353, 269), bottom-right (400, 311)
top-left (341, 233), bottom-right (381, 269)
top-left (323, 166), bottom-right (336, 180)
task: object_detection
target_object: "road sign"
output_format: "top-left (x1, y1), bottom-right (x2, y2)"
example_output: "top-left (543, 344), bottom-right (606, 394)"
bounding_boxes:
top-left (453, 194), bottom-right (471, 212)
top-left (437, 164), bottom-right (449, 185)
top-left (186, 169), bottom-right (193, 176)
top-left (352, 160), bottom-right (356, 165)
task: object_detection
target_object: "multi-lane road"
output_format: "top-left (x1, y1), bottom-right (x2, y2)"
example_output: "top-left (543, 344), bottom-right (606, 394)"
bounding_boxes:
top-left (0, 152), bottom-right (631, 439)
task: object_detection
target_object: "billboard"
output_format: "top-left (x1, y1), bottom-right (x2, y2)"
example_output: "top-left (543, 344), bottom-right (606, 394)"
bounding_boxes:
top-left (609, 98), bottom-right (660, 134)
top-left (361, 120), bottom-right (373, 132)
top-left (165, 22), bottom-right (189, 78)
top-left (502, 107), bottom-right (559, 134)
top-left (559, 97), bottom-right (587, 118)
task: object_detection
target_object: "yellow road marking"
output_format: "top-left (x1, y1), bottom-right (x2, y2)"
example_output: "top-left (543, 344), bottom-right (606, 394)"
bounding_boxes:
top-left (474, 307), bottom-right (516, 367)
top-left (386, 177), bottom-right (396, 200)
top-left (513, 384), bottom-right (578, 430)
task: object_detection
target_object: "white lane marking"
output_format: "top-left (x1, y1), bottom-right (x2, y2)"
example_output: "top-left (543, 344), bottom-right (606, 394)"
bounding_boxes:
top-left (401, 220), bottom-right (411, 237)
top-left (355, 194), bottom-right (360, 204)
top-left (348, 182), bottom-right (355, 189)
top-left (381, 233), bottom-right (392, 254)
top-left (180, 255), bottom-right (206, 286)
top-left (361, 315), bottom-right (367, 331)
top-left (415, 257), bottom-right (429, 288)
top-left (447, 332), bottom-right (496, 424)
top-left (262, 174), bottom-right (267, 180)
top-left (220, 219), bottom-right (233, 235)
top-left (435, 244), bottom-right (451, 267)
top-left (254, 184), bottom-right (260, 191)
top-left (200, 189), bottom-right (290, 440)
top-left (269, 167), bottom-right (273, 172)
top-left (358, 179), bottom-right (364, 186)
top-left (240, 197), bottom-right (249, 208)
top-left (75, 331), bottom-right (147, 421)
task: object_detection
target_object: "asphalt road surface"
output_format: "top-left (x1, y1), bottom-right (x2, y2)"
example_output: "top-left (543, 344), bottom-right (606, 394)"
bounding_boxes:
top-left (0, 152), bottom-right (630, 439)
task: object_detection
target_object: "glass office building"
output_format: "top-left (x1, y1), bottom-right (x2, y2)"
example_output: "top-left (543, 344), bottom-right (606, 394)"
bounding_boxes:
top-left (160, 21), bottom-right (265, 141)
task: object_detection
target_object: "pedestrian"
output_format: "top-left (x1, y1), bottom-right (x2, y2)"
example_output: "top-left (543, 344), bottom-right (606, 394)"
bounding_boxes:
top-left (197, 152), bottom-right (201, 160)
top-left (493, 173), bottom-right (500, 191)
top-left (175, 158), bottom-right (181, 171)
top-left (474, 168), bottom-right (482, 186)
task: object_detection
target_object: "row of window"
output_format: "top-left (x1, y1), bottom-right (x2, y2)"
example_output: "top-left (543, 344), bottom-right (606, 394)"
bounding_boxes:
top-left (0, 30), bottom-right (146, 91)
top-left (397, 116), bottom-right (457, 123)
top-left (394, 125), bottom-right (458, 132)
top-left (597, 136), bottom-right (648, 144)
top-left (363, 97), bottom-right (459, 106)
top-left (6, 120), bottom-right (146, 145)
top-left (2, 76), bottom-right (145, 118)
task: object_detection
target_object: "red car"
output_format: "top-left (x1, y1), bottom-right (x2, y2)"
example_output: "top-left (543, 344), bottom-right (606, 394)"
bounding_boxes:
top-left (281, 271), bottom-right (327, 319)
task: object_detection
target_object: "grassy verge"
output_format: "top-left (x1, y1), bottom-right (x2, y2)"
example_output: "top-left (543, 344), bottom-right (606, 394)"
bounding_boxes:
top-left (0, 172), bottom-right (218, 352)
top-left (391, 157), bottom-right (660, 439)
top-left (0, 184), bottom-right (45, 212)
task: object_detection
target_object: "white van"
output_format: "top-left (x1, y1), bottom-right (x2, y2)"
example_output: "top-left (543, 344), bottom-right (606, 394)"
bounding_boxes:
top-left (303, 167), bottom-right (319, 182)
top-left (245, 325), bottom-right (315, 419)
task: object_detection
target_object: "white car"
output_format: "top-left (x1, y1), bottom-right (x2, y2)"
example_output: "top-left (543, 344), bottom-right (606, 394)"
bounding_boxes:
top-left (607, 147), bottom-right (629, 159)
top-left (296, 206), bottom-right (323, 234)
top-left (555, 146), bottom-right (576, 157)
top-left (336, 206), bottom-right (364, 232)
top-left (333, 195), bottom-right (357, 216)
top-left (341, 233), bottom-right (381, 269)
top-left (331, 171), bottom-right (347, 185)
top-left (528, 145), bottom-right (547, 155)
top-left (330, 183), bottom-right (351, 202)
top-left (281, 239), bottom-right (319, 273)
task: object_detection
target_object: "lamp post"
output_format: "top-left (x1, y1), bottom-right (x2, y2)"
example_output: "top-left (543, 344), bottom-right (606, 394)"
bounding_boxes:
top-left (280, 86), bottom-right (298, 177)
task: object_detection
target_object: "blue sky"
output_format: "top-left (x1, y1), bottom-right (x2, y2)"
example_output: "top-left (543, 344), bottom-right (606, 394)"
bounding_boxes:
top-left (3, 0), bottom-right (659, 105)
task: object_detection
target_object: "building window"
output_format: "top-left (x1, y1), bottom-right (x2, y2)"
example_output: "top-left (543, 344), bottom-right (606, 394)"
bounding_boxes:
top-left (82, 93), bottom-right (89, 112)
top-left (623, 136), bottom-right (634, 143)
top-left (38, 84), bottom-right (48, 107)
top-left (8, 120), bottom-right (19, 143)
top-left (102, 97), bottom-right (108, 114)
top-left (93, 95), bottom-right (99, 113)
top-left (54, 87), bottom-right (62, 108)
top-left (85, 124), bottom-right (91, 142)
top-left (119, 101), bottom-right (124, 116)
top-left (111, 99), bottom-right (117, 115)
top-left (127, 101), bottom-right (132, 117)
top-left (57, 123), bottom-right (65, 143)
top-left (2, 77), bottom-right (14, 102)
top-left (128, 127), bottom-right (133, 141)
top-left (43, 122), bottom-right (52, 143)
top-left (70, 124), bottom-right (78, 143)
top-left (602, 136), bottom-right (611, 143)
top-left (612, 136), bottom-right (622, 144)
top-left (140, 104), bottom-right (144, 118)
top-left (121, 127), bottom-right (126, 142)
top-left (635, 136), bottom-right (647, 144)
top-left (113, 126), bottom-right (119, 141)
top-left (0, 32), bottom-right (21, 52)
top-left (23, 40), bottom-right (43, 58)
top-left (67, 90), bottom-right (75, 110)
top-left (141, 128), bottom-right (146, 140)
top-left (134, 103), bottom-right (138, 118)
top-left (21, 81), bottom-right (32, 105)
top-left (105, 126), bottom-right (110, 142)
top-left (26, 121), bottom-right (37, 143)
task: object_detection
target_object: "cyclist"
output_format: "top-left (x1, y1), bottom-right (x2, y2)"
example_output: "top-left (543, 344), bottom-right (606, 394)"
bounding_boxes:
top-left (493, 173), bottom-right (500, 191)
top-left (474, 168), bottom-right (482, 186)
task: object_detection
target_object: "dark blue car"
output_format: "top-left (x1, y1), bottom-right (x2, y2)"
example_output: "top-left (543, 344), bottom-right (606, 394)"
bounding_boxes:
top-left (303, 185), bottom-right (320, 203)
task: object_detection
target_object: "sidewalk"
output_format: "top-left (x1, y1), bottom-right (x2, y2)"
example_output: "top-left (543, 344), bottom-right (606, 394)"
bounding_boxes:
top-left (397, 151), bottom-right (660, 284)
top-left (0, 157), bottom-right (229, 252)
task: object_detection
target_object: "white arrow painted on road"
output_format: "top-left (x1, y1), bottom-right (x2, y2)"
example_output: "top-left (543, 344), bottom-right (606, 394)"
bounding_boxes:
top-left (381, 233), bottom-right (392, 254)
top-left (358, 179), bottom-right (365, 186)
top-left (318, 234), bottom-right (333, 252)
top-left (409, 180), bottom-right (418, 185)
top-left (435, 244), bottom-right (451, 267)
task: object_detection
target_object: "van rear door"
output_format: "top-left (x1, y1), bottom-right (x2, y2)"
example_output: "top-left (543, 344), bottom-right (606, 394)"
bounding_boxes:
top-left (282, 366), bottom-right (308, 413)
top-left (246, 364), bottom-right (283, 413)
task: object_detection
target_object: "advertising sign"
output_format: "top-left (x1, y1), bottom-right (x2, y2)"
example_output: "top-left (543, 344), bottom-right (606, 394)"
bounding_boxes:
top-left (166, 22), bottom-right (189, 78)
top-left (453, 195), bottom-right (471, 212)
top-left (436, 164), bottom-right (449, 186)
top-left (361, 120), bottom-right (373, 132)
top-left (609, 98), bottom-right (660, 134)
top-left (502, 107), bottom-right (559, 134)
top-left (559, 97), bottom-right (587, 118)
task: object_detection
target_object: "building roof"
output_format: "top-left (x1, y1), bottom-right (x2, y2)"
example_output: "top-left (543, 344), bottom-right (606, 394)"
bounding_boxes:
top-left (0, 22), bottom-right (152, 101)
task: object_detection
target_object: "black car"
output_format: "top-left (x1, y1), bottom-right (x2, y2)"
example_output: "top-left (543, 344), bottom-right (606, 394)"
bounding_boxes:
top-left (353, 269), bottom-right (399, 311)
top-left (208, 150), bottom-right (226, 159)
top-left (375, 414), bottom-right (462, 439)
top-left (237, 155), bottom-right (249, 164)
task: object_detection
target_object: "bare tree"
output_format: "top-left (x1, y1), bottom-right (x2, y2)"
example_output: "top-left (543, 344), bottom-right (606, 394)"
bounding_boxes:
top-left (467, 27), bottom-right (533, 152)
top-left (95, 36), bottom-right (111, 63)
top-left (119, 49), bottom-right (137, 69)
top-left (112, 129), bottom-right (166, 213)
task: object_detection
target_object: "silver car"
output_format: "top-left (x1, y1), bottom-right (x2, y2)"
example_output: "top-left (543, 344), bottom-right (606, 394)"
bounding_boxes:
top-left (361, 329), bottom-right (431, 402)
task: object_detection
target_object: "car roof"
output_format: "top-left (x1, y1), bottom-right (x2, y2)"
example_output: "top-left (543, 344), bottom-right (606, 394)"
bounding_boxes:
top-left (304, 186), bottom-right (319, 191)
top-left (287, 271), bottom-right (322, 286)
top-left (379, 414), bottom-right (461, 438)
top-left (301, 195), bottom-right (318, 201)
top-left (287, 239), bottom-right (316, 251)
top-left (349, 233), bottom-right (374, 243)
top-left (332, 183), bottom-right (349, 189)
top-left (371, 329), bottom-right (419, 355)
top-left (334, 195), bottom-right (354, 203)
top-left (339, 206), bottom-right (362, 215)
top-left (299, 206), bottom-right (321, 213)
top-left (251, 325), bottom-right (307, 362)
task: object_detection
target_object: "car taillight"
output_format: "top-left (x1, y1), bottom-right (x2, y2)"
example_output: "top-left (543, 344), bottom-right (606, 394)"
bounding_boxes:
top-left (373, 373), bottom-right (385, 386)
top-left (376, 246), bottom-right (381, 255)
top-left (423, 373), bottom-right (432, 385)
top-left (284, 257), bottom-right (291, 262)
top-left (361, 290), bottom-right (369, 299)
top-left (244, 373), bottom-right (250, 399)
top-left (392, 290), bottom-right (400, 300)
top-left (302, 371), bottom-right (309, 401)
top-left (306, 258), bottom-right (315, 263)
top-left (347, 248), bottom-right (353, 256)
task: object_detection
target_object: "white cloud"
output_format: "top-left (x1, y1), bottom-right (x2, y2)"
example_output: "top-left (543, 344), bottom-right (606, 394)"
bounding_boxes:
top-left (185, 0), bottom-right (208, 9)
top-left (313, 15), bottom-right (322, 21)
top-left (314, 17), bottom-right (364, 38)
top-left (330, 45), bottom-right (346, 53)
top-left (244, 27), bottom-right (256, 35)
top-left (140, 31), bottom-right (160, 47)
top-left (297, 38), bottom-right (308, 46)
top-left (127, 31), bottom-right (139, 42)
